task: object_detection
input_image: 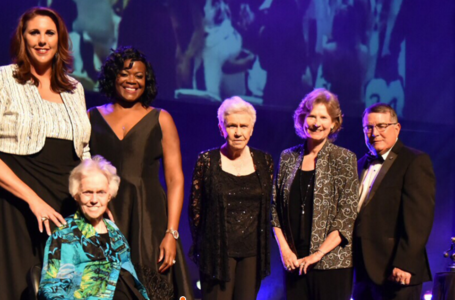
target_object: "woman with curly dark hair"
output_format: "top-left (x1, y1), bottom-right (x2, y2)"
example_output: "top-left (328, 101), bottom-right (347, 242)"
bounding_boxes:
top-left (88, 46), bottom-right (194, 300)
top-left (0, 7), bottom-right (91, 299)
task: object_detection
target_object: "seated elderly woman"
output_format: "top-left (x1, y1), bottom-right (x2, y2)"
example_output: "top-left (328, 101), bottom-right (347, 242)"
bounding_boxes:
top-left (38, 156), bottom-right (149, 300)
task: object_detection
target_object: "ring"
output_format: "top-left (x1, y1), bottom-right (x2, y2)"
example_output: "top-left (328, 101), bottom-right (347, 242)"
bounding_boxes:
top-left (400, 281), bottom-right (405, 285)
top-left (301, 262), bottom-right (306, 267)
top-left (41, 216), bottom-right (49, 222)
top-left (173, 260), bottom-right (176, 264)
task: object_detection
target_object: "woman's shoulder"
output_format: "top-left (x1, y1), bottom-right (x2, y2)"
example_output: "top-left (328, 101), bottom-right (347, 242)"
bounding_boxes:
top-left (0, 64), bottom-right (17, 82)
top-left (49, 215), bottom-right (77, 235)
top-left (326, 143), bottom-right (356, 158)
top-left (90, 104), bottom-right (109, 115)
top-left (65, 72), bottom-right (80, 85)
top-left (65, 75), bottom-right (82, 92)
top-left (250, 147), bottom-right (270, 156)
top-left (0, 64), bottom-right (16, 72)
top-left (105, 219), bottom-right (120, 232)
top-left (280, 144), bottom-right (303, 158)
top-left (324, 143), bottom-right (357, 168)
top-left (197, 147), bottom-right (219, 159)
top-left (250, 147), bottom-right (272, 161)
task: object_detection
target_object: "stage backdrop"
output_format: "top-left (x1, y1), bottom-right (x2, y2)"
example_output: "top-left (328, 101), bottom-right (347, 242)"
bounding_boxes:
top-left (0, 0), bottom-right (454, 299)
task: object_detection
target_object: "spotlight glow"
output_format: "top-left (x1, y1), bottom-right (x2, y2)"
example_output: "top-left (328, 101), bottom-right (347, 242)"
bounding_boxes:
top-left (423, 291), bottom-right (432, 300)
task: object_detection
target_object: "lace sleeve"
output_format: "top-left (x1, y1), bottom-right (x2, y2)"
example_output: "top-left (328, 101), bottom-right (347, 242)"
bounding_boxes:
top-left (189, 152), bottom-right (208, 242)
top-left (266, 153), bottom-right (274, 183)
top-left (271, 152), bottom-right (283, 228)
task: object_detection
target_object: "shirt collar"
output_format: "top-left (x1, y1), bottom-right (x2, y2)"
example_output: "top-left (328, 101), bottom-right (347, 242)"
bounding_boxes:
top-left (380, 139), bottom-right (398, 160)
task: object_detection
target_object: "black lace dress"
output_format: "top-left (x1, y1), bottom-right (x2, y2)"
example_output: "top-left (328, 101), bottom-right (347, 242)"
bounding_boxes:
top-left (189, 148), bottom-right (274, 283)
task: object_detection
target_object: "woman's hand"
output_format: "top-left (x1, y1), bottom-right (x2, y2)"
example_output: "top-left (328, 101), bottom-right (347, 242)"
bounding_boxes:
top-left (105, 207), bottom-right (115, 222)
top-left (28, 197), bottom-right (66, 235)
top-left (298, 251), bottom-right (324, 275)
top-left (279, 246), bottom-right (299, 272)
top-left (158, 233), bottom-right (177, 273)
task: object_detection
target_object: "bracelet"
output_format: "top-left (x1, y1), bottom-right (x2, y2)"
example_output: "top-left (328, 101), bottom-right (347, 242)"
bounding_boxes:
top-left (316, 249), bottom-right (327, 256)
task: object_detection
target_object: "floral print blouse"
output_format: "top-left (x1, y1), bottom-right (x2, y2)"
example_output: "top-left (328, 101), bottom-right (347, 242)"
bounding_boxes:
top-left (38, 210), bottom-right (149, 299)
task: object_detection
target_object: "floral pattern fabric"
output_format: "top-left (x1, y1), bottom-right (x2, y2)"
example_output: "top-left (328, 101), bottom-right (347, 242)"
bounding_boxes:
top-left (38, 210), bottom-right (149, 299)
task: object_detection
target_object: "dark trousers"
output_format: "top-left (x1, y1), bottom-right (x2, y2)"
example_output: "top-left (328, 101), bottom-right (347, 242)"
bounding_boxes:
top-left (353, 276), bottom-right (422, 300)
top-left (284, 267), bottom-right (353, 300)
top-left (201, 256), bottom-right (260, 300)
top-left (353, 245), bottom-right (423, 300)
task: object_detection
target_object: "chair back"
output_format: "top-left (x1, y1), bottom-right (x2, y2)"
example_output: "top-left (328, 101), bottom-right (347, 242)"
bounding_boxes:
top-left (27, 264), bottom-right (41, 300)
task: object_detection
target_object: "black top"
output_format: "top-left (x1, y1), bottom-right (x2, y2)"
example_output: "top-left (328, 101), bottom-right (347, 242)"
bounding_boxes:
top-left (219, 170), bottom-right (262, 257)
top-left (289, 169), bottom-right (314, 257)
top-left (189, 148), bottom-right (274, 282)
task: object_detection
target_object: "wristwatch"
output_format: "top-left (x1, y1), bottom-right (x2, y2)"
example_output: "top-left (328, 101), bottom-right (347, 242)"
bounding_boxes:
top-left (166, 228), bottom-right (179, 240)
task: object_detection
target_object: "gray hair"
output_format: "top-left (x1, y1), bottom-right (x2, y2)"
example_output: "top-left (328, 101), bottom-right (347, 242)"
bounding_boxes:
top-left (362, 103), bottom-right (398, 122)
top-left (217, 96), bottom-right (257, 128)
top-left (69, 155), bottom-right (121, 198)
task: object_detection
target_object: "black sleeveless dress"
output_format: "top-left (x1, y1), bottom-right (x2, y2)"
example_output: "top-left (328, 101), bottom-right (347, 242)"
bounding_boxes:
top-left (89, 107), bottom-right (193, 300)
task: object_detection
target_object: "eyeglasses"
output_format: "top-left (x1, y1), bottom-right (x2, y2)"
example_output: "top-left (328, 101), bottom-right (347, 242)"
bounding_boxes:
top-left (363, 123), bottom-right (397, 134)
top-left (81, 190), bottom-right (109, 199)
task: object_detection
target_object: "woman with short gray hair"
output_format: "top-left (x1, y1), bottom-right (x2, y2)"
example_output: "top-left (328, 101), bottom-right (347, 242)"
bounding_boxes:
top-left (189, 96), bottom-right (273, 299)
top-left (39, 156), bottom-right (149, 300)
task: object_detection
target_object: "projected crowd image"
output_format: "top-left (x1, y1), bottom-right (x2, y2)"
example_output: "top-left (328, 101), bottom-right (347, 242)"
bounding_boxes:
top-left (41, 0), bottom-right (406, 117)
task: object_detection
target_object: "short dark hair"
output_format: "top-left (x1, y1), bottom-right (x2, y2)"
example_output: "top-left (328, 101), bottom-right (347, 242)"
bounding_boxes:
top-left (10, 7), bottom-right (76, 92)
top-left (98, 46), bottom-right (158, 107)
top-left (294, 88), bottom-right (343, 141)
top-left (362, 103), bottom-right (398, 122)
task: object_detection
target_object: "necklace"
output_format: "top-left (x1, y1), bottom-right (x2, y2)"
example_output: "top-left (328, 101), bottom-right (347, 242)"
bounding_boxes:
top-left (299, 170), bottom-right (315, 215)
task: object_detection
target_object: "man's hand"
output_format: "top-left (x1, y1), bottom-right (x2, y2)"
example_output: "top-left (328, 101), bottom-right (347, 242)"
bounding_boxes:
top-left (389, 267), bottom-right (412, 285)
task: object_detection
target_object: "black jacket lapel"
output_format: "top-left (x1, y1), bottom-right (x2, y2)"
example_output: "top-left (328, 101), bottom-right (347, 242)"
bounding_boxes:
top-left (361, 140), bottom-right (402, 210)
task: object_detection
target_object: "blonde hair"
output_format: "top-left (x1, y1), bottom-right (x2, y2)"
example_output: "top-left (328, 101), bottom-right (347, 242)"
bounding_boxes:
top-left (294, 88), bottom-right (343, 141)
top-left (217, 96), bottom-right (257, 128)
top-left (69, 155), bottom-right (121, 198)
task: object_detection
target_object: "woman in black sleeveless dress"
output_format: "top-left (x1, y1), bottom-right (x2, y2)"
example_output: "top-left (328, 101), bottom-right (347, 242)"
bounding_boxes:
top-left (0, 8), bottom-right (91, 299)
top-left (89, 46), bottom-right (193, 300)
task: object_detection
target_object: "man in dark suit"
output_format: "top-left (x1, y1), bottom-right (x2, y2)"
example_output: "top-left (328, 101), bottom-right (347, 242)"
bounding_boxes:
top-left (353, 103), bottom-right (435, 300)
